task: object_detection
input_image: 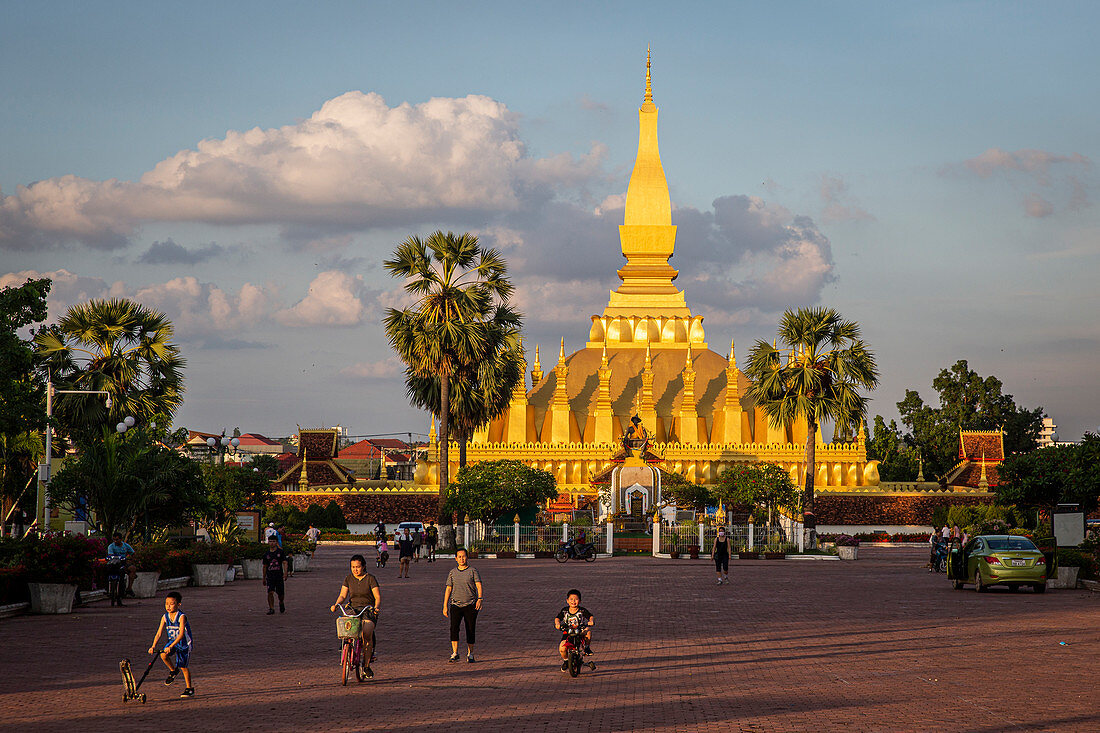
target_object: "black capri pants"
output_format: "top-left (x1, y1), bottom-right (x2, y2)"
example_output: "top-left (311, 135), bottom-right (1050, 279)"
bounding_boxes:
top-left (449, 603), bottom-right (478, 644)
top-left (714, 554), bottom-right (729, 572)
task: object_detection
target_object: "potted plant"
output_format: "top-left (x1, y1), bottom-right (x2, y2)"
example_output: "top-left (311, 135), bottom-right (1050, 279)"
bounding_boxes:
top-left (235, 542), bottom-right (267, 580)
top-left (130, 544), bottom-right (168, 597)
top-left (25, 533), bottom-right (104, 613)
top-left (669, 550), bottom-right (681, 559)
top-left (688, 544), bottom-right (701, 560)
top-left (283, 534), bottom-right (312, 573)
top-left (835, 534), bottom-right (860, 560)
top-left (186, 543), bottom-right (237, 586)
top-left (737, 546), bottom-right (760, 560)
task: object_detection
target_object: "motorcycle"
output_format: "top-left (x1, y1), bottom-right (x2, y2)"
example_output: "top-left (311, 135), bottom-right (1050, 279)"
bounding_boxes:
top-left (106, 556), bottom-right (128, 606)
top-left (556, 538), bottom-right (597, 563)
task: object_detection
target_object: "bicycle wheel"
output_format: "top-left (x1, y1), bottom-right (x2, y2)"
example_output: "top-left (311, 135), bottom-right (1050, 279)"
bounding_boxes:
top-left (341, 641), bottom-right (351, 686)
top-left (354, 639), bottom-right (365, 682)
top-left (569, 651), bottom-right (581, 677)
top-left (556, 550), bottom-right (569, 563)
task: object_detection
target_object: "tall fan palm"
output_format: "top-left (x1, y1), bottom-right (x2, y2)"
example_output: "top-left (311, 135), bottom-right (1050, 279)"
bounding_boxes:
top-left (383, 231), bottom-right (520, 496)
top-left (744, 307), bottom-right (878, 543)
top-left (405, 307), bottom-right (523, 467)
top-left (35, 298), bottom-right (185, 442)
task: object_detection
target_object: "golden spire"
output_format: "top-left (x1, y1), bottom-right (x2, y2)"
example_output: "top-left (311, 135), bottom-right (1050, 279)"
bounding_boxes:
top-left (531, 344), bottom-right (543, 385)
top-left (644, 339), bottom-right (652, 370)
top-left (644, 45), bottom-right (652, 103)
top-left (534, 345), bottom-right (541, 370)
top-left (729, 338), bottom-right (736, 363)
top-left (558, 337), bottom-right (566, 365)
top-left (429, 415), bottom-right (437, 444)
top-left (684, 343), bottom-right (693, 370)
top-left (600, 340), bottom-right (609, 368)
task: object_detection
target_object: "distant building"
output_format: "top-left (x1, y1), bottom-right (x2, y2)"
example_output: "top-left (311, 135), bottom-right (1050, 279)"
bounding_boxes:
top-left (1038, 417), bottom-right (1057, 448)
top-left (340, 438), bottom-right (417, 481)
top-left (943, 429), bottom-right (1003, 491)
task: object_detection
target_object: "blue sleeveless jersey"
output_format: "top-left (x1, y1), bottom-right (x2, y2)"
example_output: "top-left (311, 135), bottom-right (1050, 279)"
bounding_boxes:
top-left (164, 611), bottom-right (192, 650)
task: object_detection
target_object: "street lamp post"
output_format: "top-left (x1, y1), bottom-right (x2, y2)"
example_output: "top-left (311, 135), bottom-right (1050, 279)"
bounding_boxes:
top-left (206, 430), bottom-right (241, 465)
top-left (39, 377), bottom-right (111, 535)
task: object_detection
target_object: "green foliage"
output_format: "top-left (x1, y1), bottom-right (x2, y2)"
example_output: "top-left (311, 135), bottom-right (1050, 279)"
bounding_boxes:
top-left (49, 427), bottom-right (205, 538)
top-left (34, 298), bottom-right (185, 444)
top-left (262, 504), bottom-right (308, 532)
top-left (744, 307), bottom-right (878, 531)
top-left (0, 278), bottom-right (50, 507)
top-left (323, 500), bottom-right (346, 530)
top-left (383, 230), bottom-right (521, 489)
top-left (304, 503), bottom-right (327, 527)
top-left (249, 454), bottom-right (281, 479)
top-left (660, 470), bottom-right (712, 512)
top-left (443, 459), bottom-right (557, 524)
top-left (866, 416), bottom-right (919, 481)
top-left (897, 360), bottom-right (1044, 480)
top-left (714, 462), bottom-right (800, 528)
top-left (202, 464), bottom-right (274, 522)
top-left (998, 437), bottom-right (1100, 519)
top-left (183, 542), bottom-right (238, 565)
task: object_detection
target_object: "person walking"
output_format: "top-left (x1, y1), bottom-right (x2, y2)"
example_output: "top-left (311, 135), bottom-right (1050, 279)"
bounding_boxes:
top-left (425, 522), bottom-right (438, 562)
top-left (443, 548), bottom-right (482, 663)
top-left (412, 527), bottom-right (423, 563)
top-left (711, 527), bottom-right (731, 585)
top-left (397, 529), bottom-right (414, 578)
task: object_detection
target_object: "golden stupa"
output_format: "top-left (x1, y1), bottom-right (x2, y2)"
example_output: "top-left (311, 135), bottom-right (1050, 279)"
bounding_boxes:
top-left (415, 51), bottom-right (879, 502)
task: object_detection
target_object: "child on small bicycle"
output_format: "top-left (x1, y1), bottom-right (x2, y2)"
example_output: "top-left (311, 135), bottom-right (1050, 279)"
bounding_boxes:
top-left (555, 588), bottom-right (594, 671)
top-left (330, 554), bottom-right (381, 678)
top-left (376, 539), bottom-right (389, 568)
top-left (148, 591), bottom-right (194, 698)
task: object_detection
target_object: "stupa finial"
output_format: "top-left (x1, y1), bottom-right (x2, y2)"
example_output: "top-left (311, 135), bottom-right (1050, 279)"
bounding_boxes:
top-left (558, 337), bottom-right (566, 364)
top-left (533, 345), bottom-right (541, 371)
top-left (644, 45), bottom-right (653, 103)
top-left (684, 343), bottom-right (693, 369)
top-left (644, 338), bottom-right (652, 370)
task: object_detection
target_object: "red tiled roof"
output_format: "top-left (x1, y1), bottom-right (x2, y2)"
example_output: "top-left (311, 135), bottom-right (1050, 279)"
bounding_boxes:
top-left (280, 460), bottom-right (353, 487)
top-left (959, 431), bottom-right (1004, 461)
top-left (370, 438), bottom-right (410, 450)
top-left (276, 453), bottom-right (298, 472)
top-left (340, 439), bottom-right (382, 459)
top-left (238, 433), bottom-right (280, 446)
top-left (950, 463), bottom-right (1000, 489)
top-left (187, 430), bottom-right (220, 441)
top-left (299, 429), bottom-right (338, 459)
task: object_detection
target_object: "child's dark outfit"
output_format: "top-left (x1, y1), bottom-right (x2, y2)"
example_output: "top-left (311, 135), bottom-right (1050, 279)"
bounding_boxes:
top-left (263, 546), bottom-right (289, 611)
top-left (557, 605), bottom-right (593, 654)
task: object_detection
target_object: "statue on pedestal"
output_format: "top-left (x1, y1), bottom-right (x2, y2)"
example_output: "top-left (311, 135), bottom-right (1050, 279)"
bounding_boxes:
top-left (622, 415), bottom-right (650, 458)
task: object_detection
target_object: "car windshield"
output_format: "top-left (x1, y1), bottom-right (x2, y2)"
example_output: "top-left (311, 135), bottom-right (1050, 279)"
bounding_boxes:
top-left (986, 537), bottom-right (1037, 551)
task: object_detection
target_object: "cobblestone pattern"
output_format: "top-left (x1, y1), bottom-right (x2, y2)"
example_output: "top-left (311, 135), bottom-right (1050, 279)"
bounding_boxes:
top-left (1, 547), bottom-right (1097, 732)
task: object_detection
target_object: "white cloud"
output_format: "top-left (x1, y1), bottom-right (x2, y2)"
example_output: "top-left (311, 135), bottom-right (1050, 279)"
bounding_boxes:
top-left (0, 268), bottom-right (122, 320)
top-left (275, 271), bottom-right (365, 327)
top-left (943, 147), bottom-right (1093, 217)
top-left (819, 174), bottom-right (875, 224)
top-left (339, 357), bottom-right (402, 380)
top-left (132, 277), bottom-right (277, 332)
top-left (959, 148), bottom-right (1089, 181)
top-left (0, 92), bottom-right (605, 250)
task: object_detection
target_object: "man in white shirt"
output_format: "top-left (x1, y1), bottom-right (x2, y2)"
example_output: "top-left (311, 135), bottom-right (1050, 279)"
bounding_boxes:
top-left (306, 525), bottom-right (321, 542)
top-left (265, 523), bottom-right (278, 542)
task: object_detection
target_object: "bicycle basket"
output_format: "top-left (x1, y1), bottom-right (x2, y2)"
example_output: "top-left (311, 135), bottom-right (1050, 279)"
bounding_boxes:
top-left (336, 616), bottom-right (361, 638)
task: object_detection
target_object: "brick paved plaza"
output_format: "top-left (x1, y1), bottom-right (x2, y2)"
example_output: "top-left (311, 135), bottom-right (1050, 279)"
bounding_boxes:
top-left (2, 546), bottom-right (1098, 732)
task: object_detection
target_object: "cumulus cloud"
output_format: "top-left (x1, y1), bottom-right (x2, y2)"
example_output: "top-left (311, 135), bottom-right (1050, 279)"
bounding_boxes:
top-left (339, 357), bottom-right (402, 380)
top-left (819, 174), bottom-right (875, 224)
top-left (136, 238), bottom-right (225, 265)
top-left (943, 147), bottom-right (1092, 217)
top-left (0, 92), bottom-right (605, 250)
top-left (0, 268), bottom-right (122, 320)
top-left (133, 277), bottom-right (276, 332)
top-left (275, 271), bottom-right (366, 327)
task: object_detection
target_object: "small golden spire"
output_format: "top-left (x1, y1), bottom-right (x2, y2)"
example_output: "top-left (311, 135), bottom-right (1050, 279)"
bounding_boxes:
top-left (533, 345), bottom-right (541, 371)
top-left (644, 338), bottom-right (652, 370)
top-left (644, 45), bottom-right (653, 103)
top-left (558, 337), bottom-right (566, 364)
top-left (429, 415), bottom-right (437, 444)
top-left (600, 340), bottom-right (609, 368)
top-left (729, 338), bottom-right (736, 363)
top-left (684, 343), bottom-right (693, 369)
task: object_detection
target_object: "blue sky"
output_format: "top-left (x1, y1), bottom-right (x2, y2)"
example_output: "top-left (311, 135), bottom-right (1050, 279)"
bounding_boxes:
top-left (2, 1), bottom-right (1098, 440)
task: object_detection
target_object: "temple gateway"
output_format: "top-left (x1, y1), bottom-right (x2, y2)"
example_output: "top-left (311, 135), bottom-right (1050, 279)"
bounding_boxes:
top-left (412, 54), bottom-right (881, 515)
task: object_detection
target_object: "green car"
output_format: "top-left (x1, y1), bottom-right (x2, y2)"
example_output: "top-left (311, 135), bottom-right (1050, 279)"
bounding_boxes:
top-left (947, 535), bottom-right (1052, 593)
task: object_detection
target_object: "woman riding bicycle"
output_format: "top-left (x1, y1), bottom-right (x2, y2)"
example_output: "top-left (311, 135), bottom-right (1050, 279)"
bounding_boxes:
top-left (330, 554), bottom-right (381, 678)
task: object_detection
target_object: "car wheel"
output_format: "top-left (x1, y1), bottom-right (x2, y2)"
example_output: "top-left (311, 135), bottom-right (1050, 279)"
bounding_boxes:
top-left (1033, 583), bottom-right (1046, 594)
top-left (974, 568), bottom-right (987, 592)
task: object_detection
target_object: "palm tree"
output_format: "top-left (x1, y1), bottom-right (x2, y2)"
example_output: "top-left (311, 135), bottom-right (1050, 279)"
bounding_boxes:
top-left (405, 310), bottom-right (524, 467)
top-left (34, 299), bottom-right (184, 442)
top-left (744, 307), bottom-right (878, 543)
top-left (383, 231), bottom-right (519, 496)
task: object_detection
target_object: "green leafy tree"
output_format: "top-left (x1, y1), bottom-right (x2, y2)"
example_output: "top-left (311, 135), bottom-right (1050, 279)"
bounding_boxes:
top-left (202, 464), bottom-right (274, 523)
top-left (714, 462), bottom-right (801, 530)
top-left (0, 278), bottom-right (50, 524)
top-left (659, 470), bottom-right (712, 512)
top-left (49, 427), bottom-right (205, 538)
top-left (323, 500), bottom-right (346, 529)
top-left (35, 298), bottom-right (185, 444)
top-left (897, 359), bottom-right (1043, 480)
top-left (744, 307), bottom-right (878, 541)
top-left (866, 415), bottom-right (920, 481)
top-left (443, 459), bottom-right (556, 525)
top-left (249, 454), bottom-right (281, 479)
top-left (383, 231), bottom-right (520, 495)
top-left (997, 434), bottom-right (1100, 537)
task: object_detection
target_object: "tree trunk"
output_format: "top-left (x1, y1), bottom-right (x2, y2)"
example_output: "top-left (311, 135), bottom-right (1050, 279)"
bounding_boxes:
top-left (439, 373), bottom-right (449, 495)
top-left (803, 417), bottom-right (817, 546)
top-left (458, 429), bottom-right (468, 468)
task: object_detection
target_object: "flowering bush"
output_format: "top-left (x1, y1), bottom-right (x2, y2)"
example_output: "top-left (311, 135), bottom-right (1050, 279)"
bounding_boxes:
top-left (183, 542), bottom-right (238, 565)
top-left (20, 533), bottom-right (107, 584)
top-left (834, 534), bottom-right (860, 547)
top-left (972, 519), bottom-right (1012, 535)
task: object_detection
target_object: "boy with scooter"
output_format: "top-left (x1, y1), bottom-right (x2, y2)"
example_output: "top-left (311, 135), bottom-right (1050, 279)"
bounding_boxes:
top-left (148, 591), bottom-right (195, 698)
